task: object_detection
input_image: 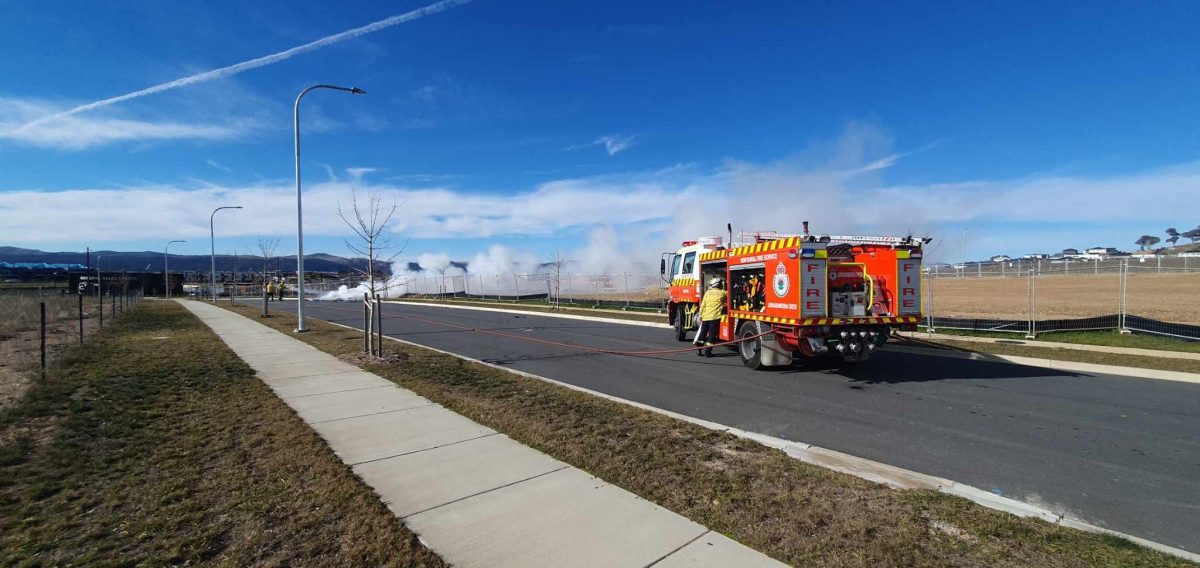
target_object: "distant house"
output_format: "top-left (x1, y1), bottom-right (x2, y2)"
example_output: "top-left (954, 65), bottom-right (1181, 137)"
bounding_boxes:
top-left (1021, 253), bottom-right (1049, 260)
top-left (1085, 247), bottom-right (1127, 257)
top-left (990, 255), bottom-right (1012, 263)
top-left (1061, 248), bottom-right (1080, 256)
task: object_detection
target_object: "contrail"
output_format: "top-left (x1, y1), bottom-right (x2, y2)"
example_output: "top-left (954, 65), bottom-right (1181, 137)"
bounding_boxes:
top-left (10, 0), bottom-right (471, 134)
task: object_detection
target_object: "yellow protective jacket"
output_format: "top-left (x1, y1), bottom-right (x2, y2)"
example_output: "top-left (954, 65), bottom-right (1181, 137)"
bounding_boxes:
top-left (699, 288), bottom-right (726, 321)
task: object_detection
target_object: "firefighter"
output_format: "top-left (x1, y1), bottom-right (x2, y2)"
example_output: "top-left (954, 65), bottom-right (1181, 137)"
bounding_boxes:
top-left (695, 276), bottom-right (726, 357)
top-left (265, 279), bottom-right (275, 302)
top-left (277, 279), bottom-right (286, 301)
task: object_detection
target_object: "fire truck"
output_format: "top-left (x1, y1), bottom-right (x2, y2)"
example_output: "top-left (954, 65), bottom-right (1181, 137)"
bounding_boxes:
top-left (661, 223), bottom-right (929, 369)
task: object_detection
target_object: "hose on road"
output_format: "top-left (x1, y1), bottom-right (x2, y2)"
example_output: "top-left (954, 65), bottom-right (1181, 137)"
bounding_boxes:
top-left (306, 301), bottom-right (773, 356)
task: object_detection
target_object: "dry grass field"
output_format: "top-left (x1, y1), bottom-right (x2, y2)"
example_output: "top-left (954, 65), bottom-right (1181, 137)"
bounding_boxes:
top-left (925, 272), bottom-right (1200, 323)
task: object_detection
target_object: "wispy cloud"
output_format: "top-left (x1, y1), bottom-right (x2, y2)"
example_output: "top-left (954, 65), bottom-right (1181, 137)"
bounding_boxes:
top-left (5, 0), bottom-right (472, 137)
top-left (346, 167), bottom-right (379, 183)
top-left (565, 133), bottom-right (638, 156)
top-left (844, 139), bottom-right (944, 177)
top-left (0, 98), bottom-right (247, 150)
top-left (206, 159), bottom-right (233, 173)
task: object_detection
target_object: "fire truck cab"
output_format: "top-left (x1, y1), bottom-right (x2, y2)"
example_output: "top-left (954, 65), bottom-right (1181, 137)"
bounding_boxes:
top-left (661, 236), bottom-right (723, 341)
top-left (661, 225), bottom-right (930, 370)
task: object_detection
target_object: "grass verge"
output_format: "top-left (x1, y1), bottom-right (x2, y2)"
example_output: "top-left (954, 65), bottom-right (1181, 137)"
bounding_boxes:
top-left (224, 301), bottom-right (1192, 567)
top-left (918, 327), bottom-right (1200, 353)
top-left (0, 301), bottom-right (446, 566)
top-left (902, 337), bottom-right (1200, 374)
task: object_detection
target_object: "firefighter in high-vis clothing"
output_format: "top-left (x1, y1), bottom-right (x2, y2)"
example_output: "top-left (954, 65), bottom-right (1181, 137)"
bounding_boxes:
top-left (694, 277), bottom-right (726, 357)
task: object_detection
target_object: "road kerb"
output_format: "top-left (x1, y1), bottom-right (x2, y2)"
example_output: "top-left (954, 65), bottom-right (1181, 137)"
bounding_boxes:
top-left (903, 331), bottom-right (1200, 361)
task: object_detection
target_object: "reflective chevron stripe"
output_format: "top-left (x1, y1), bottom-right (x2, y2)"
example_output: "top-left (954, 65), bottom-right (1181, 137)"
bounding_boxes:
top-left (729, 314), bottom-right (922, 327)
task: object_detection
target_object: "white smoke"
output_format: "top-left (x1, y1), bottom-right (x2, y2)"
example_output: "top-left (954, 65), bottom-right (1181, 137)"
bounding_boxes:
top-left (317, 121), bottom-right (963, 298)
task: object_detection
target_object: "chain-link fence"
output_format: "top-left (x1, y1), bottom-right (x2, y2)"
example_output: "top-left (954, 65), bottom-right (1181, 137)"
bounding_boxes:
top-left (924, 258), bottom-right (1200, 340)
top-left (210, 259), bottom-right (1199, 340)
top-left (931, 255), bottom-right (1200, 279)
top-left (0, 285), bottom-right (144, 378)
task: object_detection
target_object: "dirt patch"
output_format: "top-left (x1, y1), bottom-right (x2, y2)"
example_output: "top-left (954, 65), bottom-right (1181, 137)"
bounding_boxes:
top-left (339, 351), bottom-right (410, 367)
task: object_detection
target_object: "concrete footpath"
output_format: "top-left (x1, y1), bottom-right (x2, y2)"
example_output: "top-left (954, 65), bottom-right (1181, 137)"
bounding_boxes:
top-left (178, 301), bottom-right (784, 568)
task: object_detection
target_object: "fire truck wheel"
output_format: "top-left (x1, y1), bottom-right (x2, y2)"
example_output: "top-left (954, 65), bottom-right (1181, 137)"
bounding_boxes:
top-left (738, 324), bottom-right (764, 370)
top-left (673, 306), bottom-right (688, 342)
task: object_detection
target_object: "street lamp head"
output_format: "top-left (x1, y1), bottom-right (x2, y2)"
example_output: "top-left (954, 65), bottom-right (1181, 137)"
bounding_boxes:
top-left (350, 87), bottom-right (366, 95)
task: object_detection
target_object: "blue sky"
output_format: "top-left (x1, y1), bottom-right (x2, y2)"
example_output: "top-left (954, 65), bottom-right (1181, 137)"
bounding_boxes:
top-left (2, 0), bottom-right (1198, 271)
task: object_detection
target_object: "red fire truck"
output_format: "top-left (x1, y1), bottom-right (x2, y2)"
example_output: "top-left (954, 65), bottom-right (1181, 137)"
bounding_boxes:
top-left (661, 224), bottom-right (929, 369)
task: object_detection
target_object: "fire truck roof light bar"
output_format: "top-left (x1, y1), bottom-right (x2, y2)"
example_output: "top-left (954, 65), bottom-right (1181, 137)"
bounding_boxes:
top-left (754, 233), bottom-right (932, 247)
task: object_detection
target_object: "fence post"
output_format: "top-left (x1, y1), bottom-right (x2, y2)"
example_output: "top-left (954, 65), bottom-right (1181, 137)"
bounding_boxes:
top-left (111, 293), bottom-right (115, 319)
top-left (1026, 269), bottom-right (1037, 339)
top-left (78, 292), bottom-right (84, 344)
top-left (375, 294), bottom-right (383, 356)
top-left (1157, 254), bottom-right (1162, 273)
top-left (40, 302), bottom-right (46, 371)
top-left (925, 270), bottom-right (935, 334)
top-left (1119, 259), bottom-right (1129, 333)
top-left (623, 273), bottom-right (630, 308)
top-left (98, 287), bottom-right (103, 329)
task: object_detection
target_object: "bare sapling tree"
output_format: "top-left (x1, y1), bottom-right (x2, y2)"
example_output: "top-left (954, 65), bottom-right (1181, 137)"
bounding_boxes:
top-left (544, 251), bottom-right (570, 308)
top-left (337, 189), bottom-right (408, 297)
top-left (256, 235), bottom-right (281, 280)
top-left (255, 235), bottom-right (280, 316)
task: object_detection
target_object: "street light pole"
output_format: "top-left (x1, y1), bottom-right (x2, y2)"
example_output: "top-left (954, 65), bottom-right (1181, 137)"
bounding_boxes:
top-left (293, 83), bottom-right (366, 332)
top-left (210, 206), bottom-right (243, 303)
top-left (95, 254), bottom-right (103, 298)
top-left (164, 240), bottom-right (186, 298)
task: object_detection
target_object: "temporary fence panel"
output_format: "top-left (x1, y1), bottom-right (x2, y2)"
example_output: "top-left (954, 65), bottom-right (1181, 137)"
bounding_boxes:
top-left (1122, 259), bottom-right (1200, 340)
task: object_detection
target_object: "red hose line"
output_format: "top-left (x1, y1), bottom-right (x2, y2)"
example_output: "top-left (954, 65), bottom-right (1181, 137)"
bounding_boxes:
top-left (312, 301), bottom-right (773, 356)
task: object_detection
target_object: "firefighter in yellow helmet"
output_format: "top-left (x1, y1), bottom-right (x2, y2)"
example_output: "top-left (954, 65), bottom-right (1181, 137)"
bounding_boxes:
top-left (694, 276), bottom-right (726, 357)
top-left (265, 278), bottom-right (275, 303)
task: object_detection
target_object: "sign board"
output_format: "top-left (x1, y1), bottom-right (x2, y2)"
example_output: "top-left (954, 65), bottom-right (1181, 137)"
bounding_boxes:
top-left (897, 259), bottom-right (921, 315)
top-left (800, 259), bottom-right (827, 317)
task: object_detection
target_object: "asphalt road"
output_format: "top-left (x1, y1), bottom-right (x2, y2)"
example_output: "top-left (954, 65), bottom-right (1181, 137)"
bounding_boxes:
top-left (257, 299), bottom-right (1200, 553)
